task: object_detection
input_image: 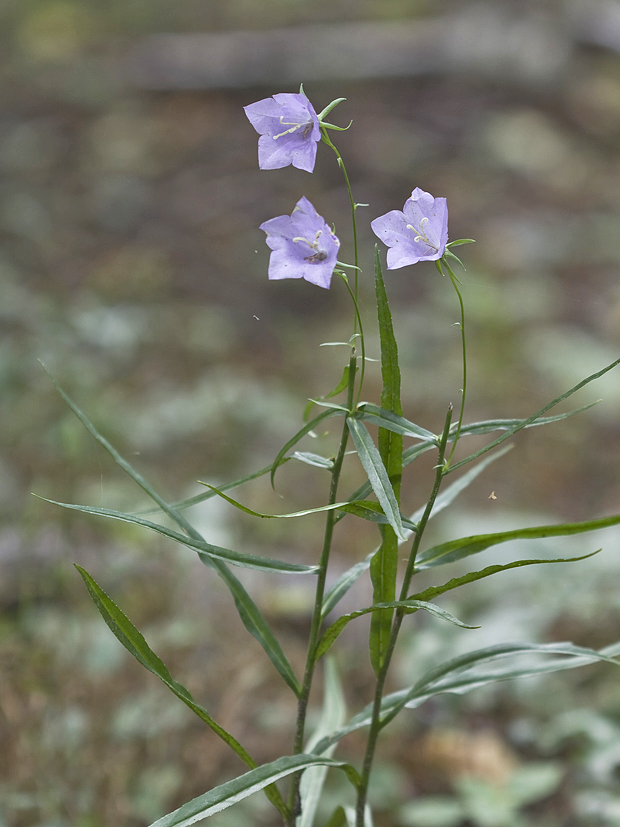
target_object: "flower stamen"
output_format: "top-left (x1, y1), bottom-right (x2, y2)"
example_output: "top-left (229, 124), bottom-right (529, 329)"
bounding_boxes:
top-left (406, 217), bottom-right (438, 251)
top-left (273, 117), bottom-right (311, 140)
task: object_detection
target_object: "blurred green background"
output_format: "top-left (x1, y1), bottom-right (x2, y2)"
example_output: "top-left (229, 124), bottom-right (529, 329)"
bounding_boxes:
top-left (2, 0), bottom-right (620, 825)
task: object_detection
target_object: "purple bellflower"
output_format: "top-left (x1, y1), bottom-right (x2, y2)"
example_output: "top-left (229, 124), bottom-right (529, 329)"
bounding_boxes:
top-left (371, 187), bottom-right (448, 269)
top-left (244, 93), bottom-right (321, 173)
top-left (260, 196), bottom-right (340, 289)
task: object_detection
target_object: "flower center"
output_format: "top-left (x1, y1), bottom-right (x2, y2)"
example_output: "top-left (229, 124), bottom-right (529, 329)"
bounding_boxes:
top-left (406, 217), bottom-right (438, 251)
top-left (292, 231), bottom-right (327, 263)
top-left (273, 116), bottom-right (312, 141)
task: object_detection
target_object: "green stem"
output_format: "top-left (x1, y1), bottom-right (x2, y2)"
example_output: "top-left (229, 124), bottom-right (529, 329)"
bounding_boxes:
top-left (441, 258), bottom-right (467, 466)
top-left (354, 408), bottom-right (453, 827)
top-left (286, 354), bottom-right (358, 824)
top-left (321, 127), bottom-right (360, 315)
top-left (336, 272), bottom-right (366, 406)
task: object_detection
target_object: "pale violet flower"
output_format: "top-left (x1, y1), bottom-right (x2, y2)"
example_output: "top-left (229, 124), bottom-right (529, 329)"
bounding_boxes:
top-left (371, 188), bottom-right (448, 269)
top-left (244, 93), bottom-right (321, 172)
top-left (260, 197), bottom-right (339, 289)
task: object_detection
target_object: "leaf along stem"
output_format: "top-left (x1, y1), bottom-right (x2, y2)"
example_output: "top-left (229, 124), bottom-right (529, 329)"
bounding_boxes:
top-left (355, 406), bottom-right (453, 827)
top-left (286, 353), bottom-right (358, 824)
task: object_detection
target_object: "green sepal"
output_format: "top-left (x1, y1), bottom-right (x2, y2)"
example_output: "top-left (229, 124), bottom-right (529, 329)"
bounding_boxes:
top-left (316, 97), bottom-right (347, 121)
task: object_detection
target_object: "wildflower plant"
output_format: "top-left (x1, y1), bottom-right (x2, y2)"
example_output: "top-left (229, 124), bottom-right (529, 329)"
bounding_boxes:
top-left (40, 87), bottom-right (620, 827)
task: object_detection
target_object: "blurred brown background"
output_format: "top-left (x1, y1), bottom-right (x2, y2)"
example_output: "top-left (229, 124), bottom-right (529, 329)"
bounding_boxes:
top-left (3, 1), bottom-right (620, 825)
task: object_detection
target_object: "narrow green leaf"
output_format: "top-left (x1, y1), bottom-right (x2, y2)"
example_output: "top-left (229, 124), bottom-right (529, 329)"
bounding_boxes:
top-left (337, 501), bottom-right (417, 532)
top-left (316, 600), bottom-right (477, 660)
top-left (418, 512), bottom-right (620, 569)
top-left (298, 658), bottom-right (347, 827)
top-left (324, 449), bottom-right (508, 616)
top-left (147, 755), bottom-right (361, 827)
top-left (312, 641), bottom-right (620, 755)
top-left (38, 497), bottom-right (318, 576)
top-left (321, 550), bottom-right (375, 621)
top-left (355, 404), bottom-right (437, 443)
top-left (410, 552), bottom-right (599, 603)
top-left (346, 418), bottom-right (405, 542)
top-left (446, 356), bottom-right (620, 474)
top-left (293, 452), bottom-right (334, 470)
top-left (409, 445), bottom-right (512, 525)
top-left (41, 369), bottom-right (301, 696)
top-left (141, 459), bottom-right (292, 516)
top-left (333, 442), bottom-right (434, 522)
top-left (41, 365), bottom-right (199, 538)
top-left (457, 403), bottom-right (598, 438)
top-left (271, 408), bottom-right (344, 487)
top-left (198, 483), bottom-right (369, 522)
top-left (216, 565), bottom-right (301, 696)
top-left (74, 565), bottom-right (289, 818)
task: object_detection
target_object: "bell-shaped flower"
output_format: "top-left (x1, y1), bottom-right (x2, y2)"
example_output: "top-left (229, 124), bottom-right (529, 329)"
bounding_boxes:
top-left (244, 93), bottom-right (321, 172)
top-left (260, 197), bottom-right (340, 289)
top-left (371, 188), bottom-right (448, 269)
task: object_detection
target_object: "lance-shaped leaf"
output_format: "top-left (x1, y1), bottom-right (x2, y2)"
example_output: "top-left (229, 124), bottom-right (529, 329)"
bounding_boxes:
top-left (147, 755), bottom-right (361, 827)
top-left (457, 403), bottom-right (598, 438)
top-left (346, 417), bottom-right (405, 542)
top-left (75, 565), bottom-right (288, 818)
top-left (298, 658), bottom-right (347, 827)
top-left (142, 458), bottom-right (292, 516)
top-left (199, 484), bottom-right (386, 524)
top-left (323, 449), bottom-right (511, 618)
top-left (409, 551), bottom-right (599, 603)
top-left (311, 641), bottom-right (620, 755)
top-left (369, 250), bottom-right (405, 674)
top-left (316, 600), bottom-right (477, 660)
top-left (39, 497), bottom-right (318, 576)
top-left (41, 370), bottom-right (301, 696)
top-left (446, 356), bottom-right (620, 474)
top-left (271, 408), bottom-right (345, 487)
top-left (354, 404), bottom-right (437, 443)
top-left (417, 512), bottom-right (620, 569)
top-left (293, 452), bottom-right (334, 470)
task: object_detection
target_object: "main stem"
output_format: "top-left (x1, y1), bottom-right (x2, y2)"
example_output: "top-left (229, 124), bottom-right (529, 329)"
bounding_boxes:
top-left (286, 354), bottom-right (357, 824)
top-left (354, 408), bottom-right (453, 827)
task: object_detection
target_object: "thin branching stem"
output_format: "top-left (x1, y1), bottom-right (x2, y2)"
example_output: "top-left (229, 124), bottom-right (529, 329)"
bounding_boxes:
top-left (440, 257), bottom-right (467, 466)
top-left (321, 127), bottom-right (360, 315)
